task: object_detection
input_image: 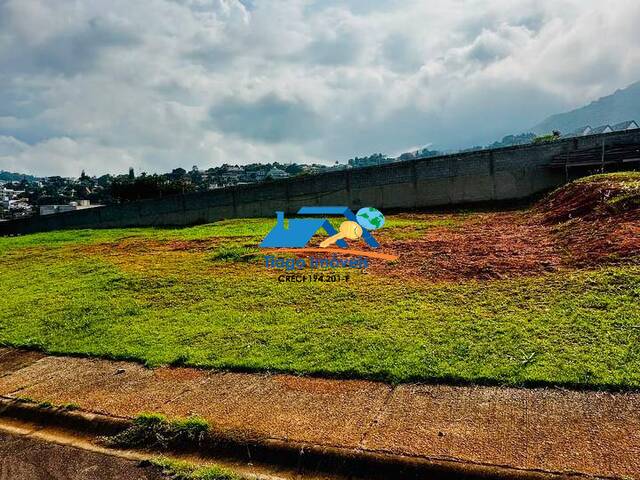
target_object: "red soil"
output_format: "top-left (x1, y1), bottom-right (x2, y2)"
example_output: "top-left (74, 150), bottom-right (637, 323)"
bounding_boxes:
top-left (373, 212), bottom-right (562, 280)
top-left (535, 174), bottom-right (640, 268)
top-left (371, 176), bottom-right (639, 280)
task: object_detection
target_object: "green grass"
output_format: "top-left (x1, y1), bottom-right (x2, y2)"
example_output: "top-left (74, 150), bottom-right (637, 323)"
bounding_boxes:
top-left (0, 215), bottom-right (639, 389)
top-left (150, 457), bottom-right (241, 480)
top-left (0, 218), bottom-right (273, 255)
top-left (103, 413), bottom-right (210, 449)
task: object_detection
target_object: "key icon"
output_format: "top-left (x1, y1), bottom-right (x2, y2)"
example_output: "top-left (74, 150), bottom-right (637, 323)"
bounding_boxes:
top-left (320, 221), bottom-right (363, 248)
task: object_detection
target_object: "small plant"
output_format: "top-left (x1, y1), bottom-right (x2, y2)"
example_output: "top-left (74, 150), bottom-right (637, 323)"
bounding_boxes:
top-left (102, 413), bottom-right (210, 450)
top-left (171, 416), bottom-right (210, 443)
top-left (149, 457), bottom-right (241, 480)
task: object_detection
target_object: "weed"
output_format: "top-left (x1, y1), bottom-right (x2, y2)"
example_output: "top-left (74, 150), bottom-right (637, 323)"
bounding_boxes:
top-left (103, 413), bottom-right (210, 450)
top-left (148, 457), bottom-right (241, 480)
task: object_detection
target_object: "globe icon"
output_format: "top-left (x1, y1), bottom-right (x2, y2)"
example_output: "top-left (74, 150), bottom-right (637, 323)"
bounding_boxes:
top-left (356, 207), bottom-right (385, 230)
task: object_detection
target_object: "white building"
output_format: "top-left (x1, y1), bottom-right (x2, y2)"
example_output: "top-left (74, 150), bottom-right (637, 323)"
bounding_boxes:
top-left (40, 200), bottom-right (100, 216)
top-left (564, 126), bottom-right (592, 137)
top-left (266, 167), bottom-right (289, 179)
top-left (1, 187), bottom-right (25, 210)
top-left (590, 125), bottom-right (613, 134)
top-left (612, 120), bottom-right (639, 131)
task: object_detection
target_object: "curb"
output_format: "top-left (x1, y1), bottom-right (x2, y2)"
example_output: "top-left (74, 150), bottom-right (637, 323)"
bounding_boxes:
top-left (0, 397), bottom-right (129, 436)
top-left (0, 397), bottom-right (607, 480)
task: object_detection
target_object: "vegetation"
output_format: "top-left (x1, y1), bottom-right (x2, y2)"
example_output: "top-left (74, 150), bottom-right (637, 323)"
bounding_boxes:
top-left (533, 132), bottom-right (561, 144)
top-left (149, 457), bottom-right (241, 480)
top-left (487, 132), bottom-right (536, 148)
top-left (0, 206), bottom-right (638, 389)
top-left (103, 413), bottom-right (210, 449)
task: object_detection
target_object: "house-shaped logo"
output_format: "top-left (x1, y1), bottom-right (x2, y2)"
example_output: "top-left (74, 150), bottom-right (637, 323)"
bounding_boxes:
top-left (260, 206), bottom-right (383, 249)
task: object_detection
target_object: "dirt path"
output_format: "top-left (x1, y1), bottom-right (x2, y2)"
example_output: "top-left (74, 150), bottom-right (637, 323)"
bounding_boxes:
top-left (0, 349), bottom-right (638, 479)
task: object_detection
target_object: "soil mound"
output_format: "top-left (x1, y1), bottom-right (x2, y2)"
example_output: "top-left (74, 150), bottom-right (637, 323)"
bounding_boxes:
top-left (535, 172), bottom-right (640, 267)
top-left (536, 172), bottom-right (640, 224)
top-left (372, 173), bottom-right (639, 280)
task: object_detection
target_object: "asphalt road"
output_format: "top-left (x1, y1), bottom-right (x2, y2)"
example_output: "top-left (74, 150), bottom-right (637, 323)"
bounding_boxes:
top-left (0, 431), bottom-right (165, 480)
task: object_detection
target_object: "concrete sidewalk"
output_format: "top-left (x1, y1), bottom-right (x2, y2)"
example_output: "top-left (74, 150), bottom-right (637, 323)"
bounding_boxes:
top-left (0, 349), bottom-right (638, 479)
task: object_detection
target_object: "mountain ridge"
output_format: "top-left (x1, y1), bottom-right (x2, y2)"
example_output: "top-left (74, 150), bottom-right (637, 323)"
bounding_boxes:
top-left (532, 81), bottom-right (640, 134)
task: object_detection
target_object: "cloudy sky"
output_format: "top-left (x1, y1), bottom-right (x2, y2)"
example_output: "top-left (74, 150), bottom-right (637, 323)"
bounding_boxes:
top-left (1, 0), bottom-right (640, 176)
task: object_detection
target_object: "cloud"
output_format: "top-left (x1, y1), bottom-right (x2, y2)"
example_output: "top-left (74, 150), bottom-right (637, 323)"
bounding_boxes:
top-left (0, 136), bottom-right (135, 176)
top-left (1, 0), bottom-right (640, 176)
top-left (0, 2), bottom-right (139, 75)
top-left (209, 94), bottom-right (321, 143)
top-left (0, 135), bottom-right (29, 156)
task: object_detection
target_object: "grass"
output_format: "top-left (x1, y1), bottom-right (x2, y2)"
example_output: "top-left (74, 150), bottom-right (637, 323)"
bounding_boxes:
top-left (103, 413), bottom-right (210, 449)
top-left (0, 213), bottom-right (639, 389)
top-left (149, 457), bottom-right (241, 480)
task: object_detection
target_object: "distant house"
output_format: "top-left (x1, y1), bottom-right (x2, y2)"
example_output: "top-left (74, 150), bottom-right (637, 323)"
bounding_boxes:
top-left (564, 126), bottom-right (592, 137)
top-left (254, 170), bottom-right (268, 181)
top-left (612, 120), bottom-right (639, 131)
top-left (590, 125), bottom-right (613, 134)
top-left (1, 188), bottom-right (28, 217)
top-left (301, 165), bottom-right (321, 174)
top-left (40, 200), bottom-right (100, 216)
top-left (220, 165), bottom-right (243, 184)
top-left (266, 167), bottom-right (289, 179)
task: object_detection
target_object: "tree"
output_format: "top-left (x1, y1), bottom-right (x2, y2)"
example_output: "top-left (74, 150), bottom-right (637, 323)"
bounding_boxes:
top-left (284, 164), bottom-right (303, 175)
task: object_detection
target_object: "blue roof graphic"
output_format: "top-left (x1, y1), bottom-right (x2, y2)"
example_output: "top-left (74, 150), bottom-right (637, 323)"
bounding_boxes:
top-left (259, 206), bottom-right (381, 249)
top-left (260, 211), bottom-right (347, 248)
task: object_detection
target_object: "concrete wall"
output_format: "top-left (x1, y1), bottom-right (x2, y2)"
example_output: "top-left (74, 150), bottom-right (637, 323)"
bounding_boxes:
top-left (2, 129), bottom-right (639, 236)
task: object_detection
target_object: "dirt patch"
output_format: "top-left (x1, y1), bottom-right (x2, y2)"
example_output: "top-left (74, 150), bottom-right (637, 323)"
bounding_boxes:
top-left (373, 212), bottom-right (562, 281)
top-left (371, 174), bottom-right (639, 280)
top-left (535, 173), bottom-right (640, 268)
top-left (549, 210), bottom-right (640, 267)
top-left (536, 172), bottom-right (640, 223)
top-left (81, 237), bottom-right (225, 256)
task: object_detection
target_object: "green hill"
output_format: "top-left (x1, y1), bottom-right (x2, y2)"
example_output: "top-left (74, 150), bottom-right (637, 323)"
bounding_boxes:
top-left (0, 170), bottom-right (37, 183)
top-left (532, 81), bottom-right (640, 134)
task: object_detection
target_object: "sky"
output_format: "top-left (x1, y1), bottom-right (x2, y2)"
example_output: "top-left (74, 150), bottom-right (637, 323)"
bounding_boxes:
top-left (1, 0), bottom-right (640, 177)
